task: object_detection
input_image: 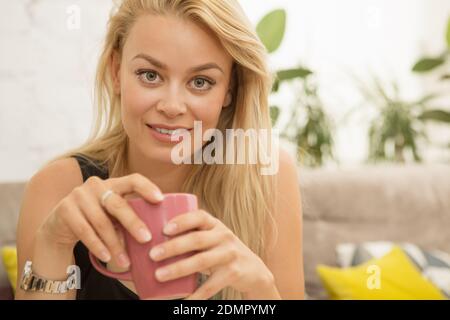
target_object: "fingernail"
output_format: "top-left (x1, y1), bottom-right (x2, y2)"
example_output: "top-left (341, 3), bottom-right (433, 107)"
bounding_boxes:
top-left (100, 250), bottom-right (111, 262)
top-left (155, 268), bottom-right (170, 280)
top-left (163, 222), bottom-right (177, 234)
top-left (154, 191), bottom-right (164, 201)
top-left (138, 227), bottom-right (152, 242)
top-left (149, 247), bottom-right (164, 260)
top-left (118, 253), bottom-right (130, 268)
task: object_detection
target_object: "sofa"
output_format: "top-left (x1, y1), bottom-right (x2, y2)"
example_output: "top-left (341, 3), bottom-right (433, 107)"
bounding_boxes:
top-left (299, 164), bottom-right (450, 299)
top-left (0, 182), bottom-right (25, 299)
top-left (1, 164), bottom-right (449, 299)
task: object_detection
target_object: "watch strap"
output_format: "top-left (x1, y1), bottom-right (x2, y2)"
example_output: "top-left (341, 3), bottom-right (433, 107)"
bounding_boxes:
top-left (20, 261), bottom-right (71, 294)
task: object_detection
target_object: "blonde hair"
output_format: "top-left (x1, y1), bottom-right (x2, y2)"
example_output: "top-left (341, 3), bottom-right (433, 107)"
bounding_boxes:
top-left (47, 0), bottom-right (277, 300)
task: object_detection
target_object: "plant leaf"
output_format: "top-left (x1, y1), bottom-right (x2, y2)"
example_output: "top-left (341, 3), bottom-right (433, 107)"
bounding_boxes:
top-left (414, 93), bottom-right (439, 106)
top-left (256, 9), bottom-right (286, 53)
top-left (412, 57), bottom-right (445, 72)
top-left (270, 105), bottom-right (280, 126)
top-left (446, 16), bottom-right (450, 48)
top-left (277, 68), bottom-right (313, 81)
top-left (419, 109), bottom-right (450, 123)
top-left (271, 78), bottom-right (280, 92)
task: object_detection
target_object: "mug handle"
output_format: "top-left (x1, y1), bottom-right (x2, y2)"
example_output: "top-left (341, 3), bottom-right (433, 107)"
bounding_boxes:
top-left (88, 218), bottom-right (132, 281)
top-left (88, 251), bottom-right (133, 281)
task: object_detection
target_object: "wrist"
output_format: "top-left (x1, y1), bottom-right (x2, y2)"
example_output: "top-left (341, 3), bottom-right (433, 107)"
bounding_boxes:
top-left (35, 226), bottom-right (75, 253)
top-left (31, 229), bottom-right (75, 278)
top-left (243, 271), bottom-right (280, 300)
top-left (16, 230), bottom-right (77, 299)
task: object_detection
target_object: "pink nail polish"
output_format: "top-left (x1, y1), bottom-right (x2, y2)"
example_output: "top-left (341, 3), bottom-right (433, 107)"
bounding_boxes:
top-left (164, 222), bottom-right (177, 234)
top-left (100, 250), bottom-right (111, 262)
top-left (118, 253), bottom-right (130, 268)
top-left (150, 247), bottom-right (164, 260)
top-left (156, 268), bottom-right (169, 279)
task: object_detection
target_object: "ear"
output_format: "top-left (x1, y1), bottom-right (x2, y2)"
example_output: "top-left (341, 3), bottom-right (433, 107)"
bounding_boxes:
top-left (110, 50), bottom-right (121, 95)
top-left (223, 63), bottom-right (236, 108)
top-left (223, 91), bottom-right (232, 108)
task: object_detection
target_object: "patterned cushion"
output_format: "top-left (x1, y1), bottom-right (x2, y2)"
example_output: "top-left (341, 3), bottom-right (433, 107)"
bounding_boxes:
top-left (336, 241), bottom-right (450, 298)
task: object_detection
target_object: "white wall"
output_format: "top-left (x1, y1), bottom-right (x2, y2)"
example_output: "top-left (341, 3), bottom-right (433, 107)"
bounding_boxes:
top-left (1, 0), bottom-right (449, 182)
top-left (0, 0), bottom-right (111, 182)
top-left (241, 0), bottom-right (450, 166)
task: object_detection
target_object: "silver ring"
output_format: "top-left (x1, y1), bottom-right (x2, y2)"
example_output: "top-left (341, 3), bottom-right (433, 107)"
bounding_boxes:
top-left (100, 189), bottom-right (115, 207)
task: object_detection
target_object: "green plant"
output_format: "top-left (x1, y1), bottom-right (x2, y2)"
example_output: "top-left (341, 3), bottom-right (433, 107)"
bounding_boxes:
top-left (256, 9), bottom-right (334, 166)
top-left (410, 15), bottom-right (450, 154)
top-left (412, 16), bottom-right (450, 80)
top-left (357, 75), bottom-right (448, 163)
top-left (357, 16), bottom-right (450, 163)
top-left (280, 76), bottom-right (334, 166)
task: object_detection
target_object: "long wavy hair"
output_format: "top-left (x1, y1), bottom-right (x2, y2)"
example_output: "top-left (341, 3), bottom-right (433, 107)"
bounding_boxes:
top-left (47, 0), bottom-right (278, 300)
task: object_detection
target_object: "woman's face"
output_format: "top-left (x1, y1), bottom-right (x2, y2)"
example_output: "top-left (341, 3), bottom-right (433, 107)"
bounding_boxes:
top-left (114, 14), bottom-right (234, 164)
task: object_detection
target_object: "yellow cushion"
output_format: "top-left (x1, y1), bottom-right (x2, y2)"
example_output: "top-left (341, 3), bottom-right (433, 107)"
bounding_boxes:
top-left (317, 246), bottom-right (446, 299)
top-left (1, 246), bottom-right (17, 292)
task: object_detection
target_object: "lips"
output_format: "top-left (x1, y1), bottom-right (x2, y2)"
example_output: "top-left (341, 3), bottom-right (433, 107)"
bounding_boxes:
top-left (146, 124), bottom-right (192, 135)
top-left (146, 124), bottom-right (192, 143)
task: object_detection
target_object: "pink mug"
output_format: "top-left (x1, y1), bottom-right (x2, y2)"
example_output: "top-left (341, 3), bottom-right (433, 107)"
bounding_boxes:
top-left (89, 193), bottom-right (199, 300)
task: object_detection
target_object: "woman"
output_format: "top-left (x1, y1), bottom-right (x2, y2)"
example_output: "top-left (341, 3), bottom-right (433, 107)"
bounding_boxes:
top-left (15, 0), bottom-right (304, 300)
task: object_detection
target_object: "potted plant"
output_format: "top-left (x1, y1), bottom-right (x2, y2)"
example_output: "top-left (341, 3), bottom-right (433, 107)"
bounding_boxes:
top-left (256, 9), bottom-right (334, 166)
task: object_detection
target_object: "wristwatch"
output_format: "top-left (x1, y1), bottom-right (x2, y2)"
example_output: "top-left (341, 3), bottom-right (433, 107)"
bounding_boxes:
top-left (20, 261), bottom-right (71, 294)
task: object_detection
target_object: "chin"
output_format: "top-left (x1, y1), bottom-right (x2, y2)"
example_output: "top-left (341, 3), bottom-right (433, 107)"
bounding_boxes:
top-left (140, 142), bottom-right (182, 165)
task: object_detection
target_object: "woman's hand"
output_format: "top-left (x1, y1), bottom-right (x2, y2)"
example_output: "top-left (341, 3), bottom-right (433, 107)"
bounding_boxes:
top-left (148, 209), bottom-right (276, 299)
top-left (37, 173), bottom-right (164, 269)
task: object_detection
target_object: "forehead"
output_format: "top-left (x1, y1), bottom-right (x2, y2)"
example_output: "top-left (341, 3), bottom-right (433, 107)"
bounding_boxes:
top-left (123, 14), bottom-right (233, 71)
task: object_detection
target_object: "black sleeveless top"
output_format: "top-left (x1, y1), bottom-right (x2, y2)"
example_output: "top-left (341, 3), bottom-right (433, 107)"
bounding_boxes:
top-left (72, 154), bottom-right (140, 300)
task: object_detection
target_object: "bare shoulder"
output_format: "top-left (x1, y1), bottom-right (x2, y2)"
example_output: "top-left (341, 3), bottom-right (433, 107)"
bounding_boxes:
top-left (17, 157), bottom-right (84, 257)
top-left (265, 147), bottom-right (305, 299)
top-left (27, 157), bottom-right (84, 197)
top-left (278, 148), bottom-right (298, 173)
top-left (276, 148), bottom-right (301, 200)
top-left (19, 157), bottom-right (84, 231)
top-left (266, 147), bottom-right (302, 241)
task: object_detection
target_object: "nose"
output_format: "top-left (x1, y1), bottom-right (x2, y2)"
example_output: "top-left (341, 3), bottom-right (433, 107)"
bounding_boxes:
top-left (156, 85), bottom-right (187, 118)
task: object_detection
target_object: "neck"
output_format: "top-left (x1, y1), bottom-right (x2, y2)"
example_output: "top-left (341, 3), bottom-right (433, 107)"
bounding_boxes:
top-left (125, 142), bottom-right (192, 194)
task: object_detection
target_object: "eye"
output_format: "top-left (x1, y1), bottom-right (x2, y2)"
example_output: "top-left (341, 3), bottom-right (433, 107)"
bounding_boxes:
top-left (136, 70), bottom-right (161, 84)
top-left (189, 77), bottom-right (215, 91)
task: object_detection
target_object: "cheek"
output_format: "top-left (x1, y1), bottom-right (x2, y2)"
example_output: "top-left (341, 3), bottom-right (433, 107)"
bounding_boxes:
top-left (121, 80), bottom-right (153, 118)
top-left (190, 94), bottom-right (225, 127)
top-left (120, 81), bottom-right (159, 139)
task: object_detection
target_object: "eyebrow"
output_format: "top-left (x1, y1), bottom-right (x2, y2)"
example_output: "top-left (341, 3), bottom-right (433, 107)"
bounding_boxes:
top-left (132, 53), bottom-right (224, 74)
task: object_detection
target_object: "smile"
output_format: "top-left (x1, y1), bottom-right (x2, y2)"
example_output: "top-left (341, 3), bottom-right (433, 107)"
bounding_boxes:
top-left (146, 124), bottom-right (193, 143)
top-left (153, 127), bottom-right (186, 135)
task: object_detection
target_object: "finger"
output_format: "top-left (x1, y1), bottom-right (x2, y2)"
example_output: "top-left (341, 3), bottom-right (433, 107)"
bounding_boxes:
top-left (107, 173), bottom-right (164, 203)
top-left (101, 191), bottom-right (153, 244)
top-left (154, 246), bottom-right (231, 282)
top-left (149, 230), bottom-right (220, 262)
top-left (200, 268), bottom-right (212, 276)
top-left (74, 187), bottom-right (131, 268)
top-left (184, 265), bottom-right (229, 300)
top-left (59, 202), bottom-right (111, 263)
top-left (86, 177), bottom-right (153, 244)
top-left (163, 210), bottom-right (217, 236)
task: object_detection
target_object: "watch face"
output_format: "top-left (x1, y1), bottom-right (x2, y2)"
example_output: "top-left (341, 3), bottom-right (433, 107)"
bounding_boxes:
top-left (23, 260), bottom-right (32, 275)
top-left (20, 273), bottom-right (32, 290)
top-left (20, 261), bottom-right (34, 290)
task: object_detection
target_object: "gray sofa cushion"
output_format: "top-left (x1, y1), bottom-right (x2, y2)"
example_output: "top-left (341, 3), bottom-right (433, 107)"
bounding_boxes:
top-left (0, 182), bottom-right (25, 298)
top-left (0, 182), bottom-right (25, 247)
top-left (299, 164), bottom-right (450, 299)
